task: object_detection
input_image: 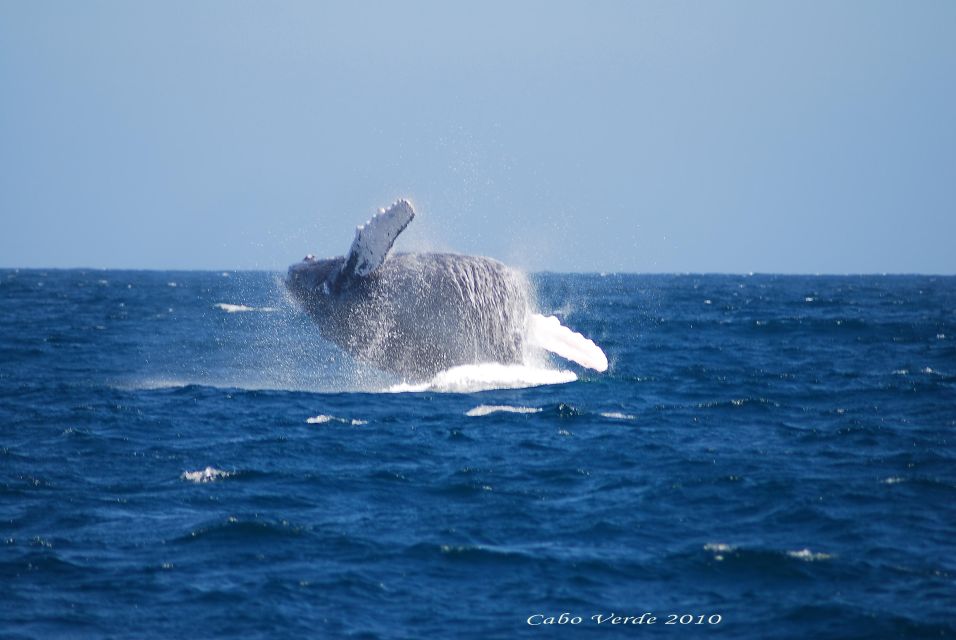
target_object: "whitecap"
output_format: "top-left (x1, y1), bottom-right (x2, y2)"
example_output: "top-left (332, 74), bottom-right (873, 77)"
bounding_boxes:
top-left (703, 542), bottom-right (734, 561)
top-left (787, 548), bottom-right (831, 561)
top-left (466, 405), bottom-right (542, 417)
top-left (215, 303), bottom-right (256, 313)
top-left (882, 476), bottom-right (904, 485)
top-left (181, 467), bottom-right (231, 483)
top-left (215, 303), bottom-right (277, 313)
top-left (306, 415), bottom-right (367, 426)
top-left (388, 363), bottom-right (576, 394)
top-left (600, 412), bottom-right (636, 420)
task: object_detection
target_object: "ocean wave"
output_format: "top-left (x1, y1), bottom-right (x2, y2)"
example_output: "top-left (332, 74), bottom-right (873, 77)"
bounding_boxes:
top-left (214, 303), bottom-right (278, 313)
top-left (120, 379), bottom-right (196, 390)
top-left (121, 362), bottom-right (574, 396)
top-left (306, 415), bottom-right (368, 426)
top-left (702, 542), bottom-right (834, 564)
top-left (600, 411), bottom-right (637, 420)
top-left (119, 378), bottom-right (327, 393)
top-left (787, 548), bottom-right (833, 562)
top-left (173, 517), bottom-right (308, 545)
top-left (388, 363), bottom-right (576, 393)
top-left (181, 467), bottom-right (231, 483)
top-left (0, 549), bottom-right (87, 576)
top-left (466, 405), bottom-right (542, 417)
top-left (402, 541), bottom-right (542, 565)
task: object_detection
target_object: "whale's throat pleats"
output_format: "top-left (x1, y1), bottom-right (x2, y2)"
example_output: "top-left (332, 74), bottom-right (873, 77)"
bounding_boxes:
top-left (336, 254), bottom-right (532, 379)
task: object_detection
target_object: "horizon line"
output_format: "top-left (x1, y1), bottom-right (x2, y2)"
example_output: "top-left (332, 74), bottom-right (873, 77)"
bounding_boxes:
top-left (2, 266), bottom-right (955, 278)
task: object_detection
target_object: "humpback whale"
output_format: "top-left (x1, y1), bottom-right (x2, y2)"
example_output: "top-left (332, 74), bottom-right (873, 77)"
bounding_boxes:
top-left (285, 200), bottom-right (608, 380)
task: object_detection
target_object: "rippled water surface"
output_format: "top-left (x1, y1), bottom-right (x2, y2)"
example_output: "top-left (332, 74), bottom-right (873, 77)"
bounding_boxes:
top-left (1, 269), bottom-right (954, 639)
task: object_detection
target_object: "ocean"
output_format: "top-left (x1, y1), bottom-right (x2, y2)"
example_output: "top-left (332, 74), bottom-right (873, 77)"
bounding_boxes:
top-left (1, 268), bottom-right (953, 639)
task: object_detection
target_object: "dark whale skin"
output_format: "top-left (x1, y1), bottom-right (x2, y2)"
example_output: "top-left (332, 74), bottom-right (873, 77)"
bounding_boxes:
top-left (286, 252), bottom-right (532, 380)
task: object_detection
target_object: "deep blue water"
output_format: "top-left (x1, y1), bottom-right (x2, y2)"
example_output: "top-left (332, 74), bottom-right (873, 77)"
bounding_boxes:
top-left (1, 269), bottom-right (954, 639)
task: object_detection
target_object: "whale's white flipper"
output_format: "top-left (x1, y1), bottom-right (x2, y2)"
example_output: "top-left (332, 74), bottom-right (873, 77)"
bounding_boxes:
top-left (340, 199), bottom-right (415, 279)
top-left (527, 313), bottom-right (608, 372)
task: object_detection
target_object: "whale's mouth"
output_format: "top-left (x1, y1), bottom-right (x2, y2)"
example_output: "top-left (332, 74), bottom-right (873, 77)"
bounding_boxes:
top-left (385, 362), bottom-right (577, 393)
top-left (285, 257), bottom-right (346, 297)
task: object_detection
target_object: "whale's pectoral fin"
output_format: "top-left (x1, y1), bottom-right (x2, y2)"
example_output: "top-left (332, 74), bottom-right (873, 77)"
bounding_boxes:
top-left (526, 313), bottom-right (609, 372)
top-left (339, 199), bottom-right (415, 280)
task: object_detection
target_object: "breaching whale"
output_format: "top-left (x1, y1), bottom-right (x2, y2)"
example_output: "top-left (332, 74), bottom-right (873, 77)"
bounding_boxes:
top-left (285, 200), bottom-right (608, 380)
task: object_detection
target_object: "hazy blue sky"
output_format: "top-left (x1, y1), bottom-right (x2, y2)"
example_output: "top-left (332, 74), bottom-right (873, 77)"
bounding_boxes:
top-left (1, 1), bottom-right (954, 273)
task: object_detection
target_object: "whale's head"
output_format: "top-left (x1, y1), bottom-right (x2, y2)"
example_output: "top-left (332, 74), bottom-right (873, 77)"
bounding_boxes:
top-left (285, 255), bottom-right (346, 304)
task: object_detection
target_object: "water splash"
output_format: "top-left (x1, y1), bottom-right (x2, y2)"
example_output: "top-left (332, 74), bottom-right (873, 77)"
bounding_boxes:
top-left (134, 266), bottom-right (593, 394)
top-left (181, 467), bottom-right (231, 483)
top-left (465, 404), bottom-right (543, 416)
top-left (287, 252), bottom-right (605, 381)
top-left (388, 363), bottom-right (576, 393)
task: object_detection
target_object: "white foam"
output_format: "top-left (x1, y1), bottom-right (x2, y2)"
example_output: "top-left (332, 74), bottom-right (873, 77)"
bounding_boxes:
top-left (306, 415), bottom-right (367, 425)
top-left (388, 363), bottom-right (576, 393)
top-left (703, 542), bottom-right (734, 561)
top-left (466, 405), bottom-right (542, 417)
top-left (787, 548), bottom-right (832, 561)
top-left (216, 303), bottom-right (255, 313)
top-left (215, 303), bottom-right (278, 313)
top-left (600, 412), bottom-right (636, 420)
top-left (181, 467), bottom-right (231, 483)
